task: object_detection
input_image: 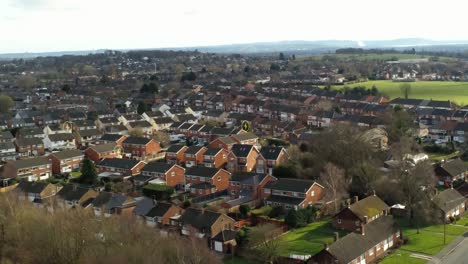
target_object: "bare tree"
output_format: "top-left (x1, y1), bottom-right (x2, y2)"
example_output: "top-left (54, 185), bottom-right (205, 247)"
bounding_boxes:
top-left (245, 224), bottom-right (282, 263)
top-left (319, 163), bottom-right (348, 214)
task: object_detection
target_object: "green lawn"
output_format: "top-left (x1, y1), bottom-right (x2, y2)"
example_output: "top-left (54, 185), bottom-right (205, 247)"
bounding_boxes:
top-left (379, 250), bottom-right (427, 264)
top-left (223, 257), bottom-right (255, 264)
top-left (70, 171), bottom-right (82, 178)
top-left (453, 216), bottom-right (468, 226)
top-left (276, 219), bottom-right (347, 257)
top-left (428, 151), bottom-right (460, 162)
top-left (336, 80), bottom-right (468, 104)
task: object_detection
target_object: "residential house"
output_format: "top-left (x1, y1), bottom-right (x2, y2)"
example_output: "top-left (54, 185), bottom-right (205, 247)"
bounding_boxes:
top-left (56, 184), bottom-right (98, 208)
top-left (15, 137), bottom-right (45, 158)
top-left (43, 133), bottom-right (75, 150)
top-left (311, 216), bottom-right (401, 264)
top-left (203, 147), bottom-right (229, 168)
top-left (48, 149), bottom-right (84, 175)
top-left (185, 167), bottom-right (231, 196)
top-left (121, 136), bottom-right (161, 161)
top-left (228, 172), bottom-right (276, 200)
top-left (7, 157), bottom-right (52, 181)
top-left (139, 162), bottom-right (185, 188)
top-left (16, 181), bottom-right (61, 203)
top-left (99, 134), bottom-right (127, 146)
top-left (332, 195), bottom-right (390, 232)
top-left (179, 207), bottom-right (235, 238)
top-left (435, 159), bottom-right (467, 186)
top-left (91, 192), bottom-right (137, 217)
top-left (96, 158), bottom-right (146, 176)
top-left (227, 144), bottom-right (260, 173)
top-left (144, 202), bottom-right (184, 227)
top-left (257, 146), bottom-right (289, 175)
top-left (209, 136), bottom-right (237, 150)
top-left (0, 142), bottom-right (16, 161)
top-left (184, 146), bottom-right (207, 168)
top-left (231, 132), bottom-right (259, 145)
top-left (433, 188), bottom-right (466, 220)
top-left (74, 129), bottom-right (102, 147)
top-left (262, 178), bottom-right (324, 210)
top-left (165, 144), bottom-right (188, 165)
top-left (84, 143), bottom-right (119, 162)
top-left (210, 230), bottom-right (238, 254)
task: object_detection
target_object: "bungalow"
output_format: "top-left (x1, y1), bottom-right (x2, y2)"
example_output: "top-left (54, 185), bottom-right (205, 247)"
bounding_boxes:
top-left (48, 149), bottom-right (84, 175)
top-left (91, 192), bottom-right (137, 217)
top-left (121, 136), bottom-right (161, 161)
top-left (311, 216), bottom-right (401, 264)
top-left (185, 166), bottom-right (231, 196)
top-left (15, 137), bottom-right (45, 158)
top-left (433, 188), bottom-right (466, 220)
top-left (16, 181), bottom-right (61, 203)
top-left (332, 195), bottom-right (390, 232)
top-left (144, 202), bottom-right (184, 227)
top-left (7, 157), bottom-right (52, 181)
top-left (262, 178), bottom-right (325, 210)
top-left (84, 143), bottom-right (119, 162)
top-left (179, 207), bottom-right (235, 238)
top-left (96, 158), bottom-right (146, 176)
top-left (43, 133), bottom-right (75, 151)
top-left (165, 144), bottom-right (188, 165)
top-left (56, 184), bottom-right (98, 208)
top-left (140, 162), bottom-right (185, 188)
top-left (257, 146), bottom-right (289, 175)
top-left (184, 146), bottom-right (207, 168)
top-left (203, 147), bottom-right (229, 168)
top-left (435, 159), bottom-right (467, 186)
top-left (227, 144), bottom-right (260, 173)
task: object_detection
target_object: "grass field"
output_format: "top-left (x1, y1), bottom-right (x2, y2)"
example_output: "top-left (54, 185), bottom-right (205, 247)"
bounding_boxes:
top-left (276, 219), bottom-right (347, 257)
top-left (379, 250), bottom-right (427, 264)
top-left (334, 80), bottom-right (468, 104)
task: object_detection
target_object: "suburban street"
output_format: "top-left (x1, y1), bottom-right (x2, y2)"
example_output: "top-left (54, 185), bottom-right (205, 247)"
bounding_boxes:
top-left (430, 232), bottom-right (468, 264)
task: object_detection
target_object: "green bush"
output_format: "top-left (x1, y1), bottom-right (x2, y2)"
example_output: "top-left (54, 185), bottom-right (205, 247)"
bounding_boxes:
top-left (142, 184), bottom-right (174, 200)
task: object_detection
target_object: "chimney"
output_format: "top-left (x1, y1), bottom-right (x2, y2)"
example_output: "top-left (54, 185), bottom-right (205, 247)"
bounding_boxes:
top-left (361, 223), bottom-right (366, 236)
top-left (346, 198), bottom-right (351, 208)
top-left (334, 232), bottom-right (339, 242)
top-left (364, 216), bottom-right (368, 224)
top-left (354, 196), bottom-right (359, 203)
top-left (324, 242), bottom-right (329, 250)
top-left (373, 190), bottom-right (376, 196)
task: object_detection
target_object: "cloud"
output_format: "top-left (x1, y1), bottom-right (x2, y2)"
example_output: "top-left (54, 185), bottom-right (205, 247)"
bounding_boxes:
top-left (9, 0), bottom-right (50, 9)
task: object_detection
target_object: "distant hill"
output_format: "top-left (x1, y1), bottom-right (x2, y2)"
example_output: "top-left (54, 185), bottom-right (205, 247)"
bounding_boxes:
top-left (2, 38), bottom-right (468, 59)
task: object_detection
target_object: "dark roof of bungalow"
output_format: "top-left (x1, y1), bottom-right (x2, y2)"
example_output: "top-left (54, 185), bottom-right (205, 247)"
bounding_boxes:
top-left (264, 178), bottom-right (317, 193)
top-left (347, 195), bottom-right (390, 220)
top-left (434, 189), bottom-right (465, 212)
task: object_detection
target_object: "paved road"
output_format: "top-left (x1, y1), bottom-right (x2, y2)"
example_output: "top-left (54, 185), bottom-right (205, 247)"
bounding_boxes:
top-left (430, 232), bottom-right (468, 264)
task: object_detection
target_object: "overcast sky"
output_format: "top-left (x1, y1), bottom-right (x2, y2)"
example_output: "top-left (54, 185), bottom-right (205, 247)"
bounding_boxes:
top-left (1, 0), bottom-right (467, 53)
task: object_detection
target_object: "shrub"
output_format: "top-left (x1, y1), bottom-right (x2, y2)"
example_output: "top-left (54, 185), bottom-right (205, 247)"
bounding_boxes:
top-left (142, 184), bottom-right (174, 200)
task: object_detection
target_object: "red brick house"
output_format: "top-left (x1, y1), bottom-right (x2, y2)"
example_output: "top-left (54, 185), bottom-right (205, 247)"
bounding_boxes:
top-left (96, 158), bottom-right (146, 176)
top-left (262, 178), bottom-right (324, 210)
top-left (122, 136), bottom-right (161, 161)
top-left (209, 136), bottom-right (237, 150)
top-left (228, 172), bottom-right (276, 200)
top-left (6, 157), bottom-right (52, 181)
top-left (179, 207), bottom-right (235, 238)
top-left (256, 146), bottom-right (289, 175)
top-left (185, 166), bottom-right (231, 196)
top-left (165, 144), bottom-right (188, 165)
top-left (226, 144), bottom-right (260, 173)
top-left (184, 146), bottom-right (207, 168)
top-left (48, 149), bottom-right (84, 175)
top-left (311, 216), bottom-right (401, 264)
top-left (203, 147), bottom-right (229, 168)
top-left (15, 137), bottom-right (45, 158)
top-left (139, 161), bottom-right (185, 188)
top-left (144, 202), bottom-right (184, 227)
top-left (84, 143), bottom-right (119, 162)
top-left (433, 188), bottom-right (466, 220)
top-left (332, 195), bottom-right (390, 232)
